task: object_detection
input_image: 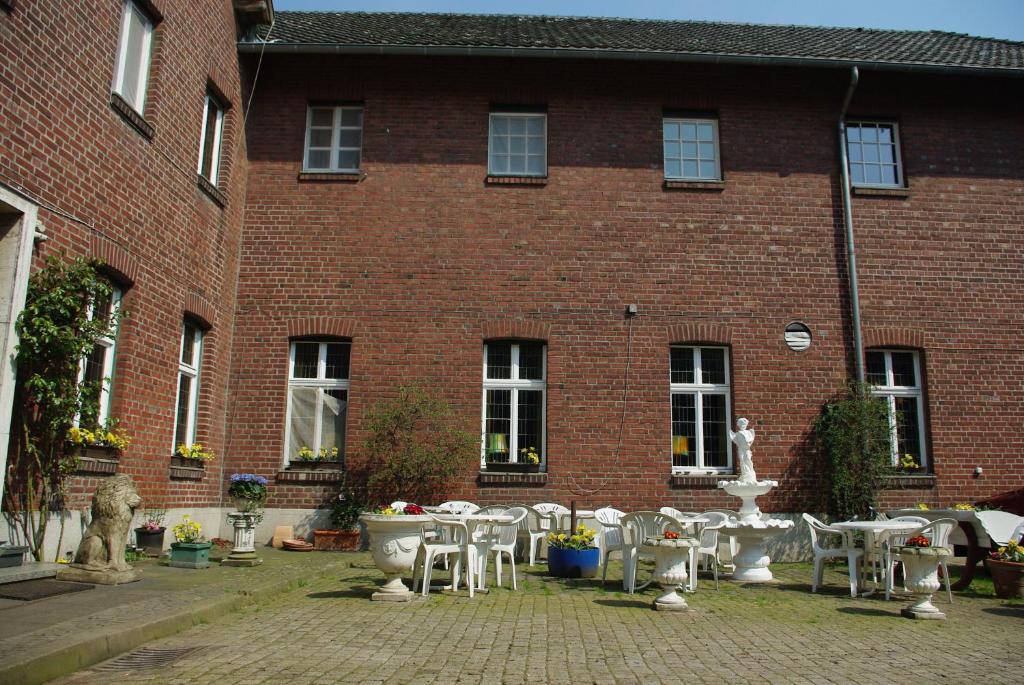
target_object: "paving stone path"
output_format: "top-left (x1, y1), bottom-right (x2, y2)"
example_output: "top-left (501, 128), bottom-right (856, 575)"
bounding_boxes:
top-left (57, 555), bottom-right (1023, 684)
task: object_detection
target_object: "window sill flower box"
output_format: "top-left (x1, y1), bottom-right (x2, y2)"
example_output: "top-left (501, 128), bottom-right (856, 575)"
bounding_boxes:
top-left (485, 462), bottom-right (540, 474)
top-left (287, 460), bottom-right (343, 472)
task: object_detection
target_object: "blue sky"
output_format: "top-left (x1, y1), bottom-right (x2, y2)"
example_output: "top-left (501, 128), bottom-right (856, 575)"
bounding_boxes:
top-left (273, 1), bottom-right (1024, 41)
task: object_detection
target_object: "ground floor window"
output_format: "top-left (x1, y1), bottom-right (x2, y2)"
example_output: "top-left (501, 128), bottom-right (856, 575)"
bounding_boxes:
top-left (482, 341), bottom-right (546, 467)
top-left (285, 340), bottom-right (350, 464)
top-left (670, 346), bottom-right (731, 472)
top-left (867, 349), bottom-right (928, 468)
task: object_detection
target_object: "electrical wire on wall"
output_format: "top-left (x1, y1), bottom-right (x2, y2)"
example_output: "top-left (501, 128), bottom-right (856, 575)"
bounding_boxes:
top-left (566, 308), bottom-right (635, 498)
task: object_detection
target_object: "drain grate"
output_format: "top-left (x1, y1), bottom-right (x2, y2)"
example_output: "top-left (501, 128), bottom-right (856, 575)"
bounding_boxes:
top-left (92, 646), bottom-right (206, 672)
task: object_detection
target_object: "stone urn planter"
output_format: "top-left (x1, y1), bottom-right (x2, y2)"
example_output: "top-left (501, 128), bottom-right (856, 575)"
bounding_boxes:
top-left (359, 513), bottom-right (432, 601)
top-left (896, 547), bottom-right (951, 619)
top-left (644, 537), bottom-right (696, 611)
top-left (547, 546), bottom-right (600, 578)
top-left (313, 529), bottom-right (361, 551)
top-left (168, 541), bottom-right (212, 569)
top-left (986, 558), bottom-right (1024, 599)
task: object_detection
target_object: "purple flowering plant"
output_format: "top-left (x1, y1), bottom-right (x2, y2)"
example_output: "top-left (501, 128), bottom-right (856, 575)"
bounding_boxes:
top-left (228, 473), bottom-right (268, 509)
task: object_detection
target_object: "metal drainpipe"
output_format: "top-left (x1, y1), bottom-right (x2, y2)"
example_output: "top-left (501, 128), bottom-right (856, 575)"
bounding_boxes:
top-left (838, 66), bottom-right (865, 384)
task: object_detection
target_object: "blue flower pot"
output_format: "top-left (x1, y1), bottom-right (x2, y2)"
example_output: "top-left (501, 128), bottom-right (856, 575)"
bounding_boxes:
top-left (547, 546), bottom-right (599, 578)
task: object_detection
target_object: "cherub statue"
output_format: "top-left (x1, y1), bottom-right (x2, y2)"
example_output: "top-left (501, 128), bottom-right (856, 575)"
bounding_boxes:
top-left (730, 418), bottom-right (757, 484)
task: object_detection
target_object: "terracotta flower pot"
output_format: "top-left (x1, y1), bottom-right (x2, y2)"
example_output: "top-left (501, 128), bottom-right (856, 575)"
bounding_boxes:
top-left (986, 558), bottom-right (1024, 599)
top-left (313, 529), bottom-right (361, 551)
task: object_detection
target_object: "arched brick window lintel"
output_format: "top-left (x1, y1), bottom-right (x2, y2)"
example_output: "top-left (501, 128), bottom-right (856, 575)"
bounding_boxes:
top-left (184, 293), bottom-right (216, 331)
top-left (89, 233), bottom-right (139, 287)
top-left (481, 320), bottom-right (551, 342)
top-left (286, 317), bottom-right (356, 340)
top-left (666, 323), bottom-right (731, 345)
top-left (863, 327), bottom-right (925, 350)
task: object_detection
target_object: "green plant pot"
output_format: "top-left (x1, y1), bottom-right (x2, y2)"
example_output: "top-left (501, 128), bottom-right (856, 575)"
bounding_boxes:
top-left (168, 541), bottom-right (212, 569)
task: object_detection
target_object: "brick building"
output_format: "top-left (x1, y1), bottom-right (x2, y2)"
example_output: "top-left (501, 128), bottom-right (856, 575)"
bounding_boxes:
top-left (2, 7), bottom-right (1022, 547)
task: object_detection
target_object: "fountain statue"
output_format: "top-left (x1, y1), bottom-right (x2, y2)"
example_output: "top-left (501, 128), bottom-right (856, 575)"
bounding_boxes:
top-left (717, 417), bottom-right (794, 582)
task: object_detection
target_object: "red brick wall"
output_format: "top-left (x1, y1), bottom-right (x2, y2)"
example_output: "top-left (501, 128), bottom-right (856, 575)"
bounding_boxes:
top-left (230, 54), bottom-right (1024, 513)
top-left (0, 1), bottom-right (249, 508)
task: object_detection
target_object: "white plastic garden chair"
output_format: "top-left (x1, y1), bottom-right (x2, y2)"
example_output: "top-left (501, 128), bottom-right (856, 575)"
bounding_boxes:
top-left (594, 507), bottom-right (625, 582)
top-left (475, 507), bottom-right (528, 590)
top-left (659, 506), bottom-right (704, 536)
top-left (702, 508), bottom-right (740, 570)
top-left (438, 500), bottom-right (480, 515)
top-left (620, 511), bottom-right (684, 594)
top-left (802, 513), bottom-right (863, 597)
top-left (867, 515), bottom-right (928, 586)
top-left (885, 517), bottom-right (956, 603)
top-left (533, 502), bottom-right (570, 533)
top-left (413, 513), bottom-right (476, 598)
top-left (694, 511), bottom-right (730, 591)
top-left (509, 504), bottom-right (548, 566)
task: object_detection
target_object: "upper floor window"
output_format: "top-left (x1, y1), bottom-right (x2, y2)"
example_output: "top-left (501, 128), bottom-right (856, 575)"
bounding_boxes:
top-left (670, 346), bottom-right (731, 472)
top-left (867, 349), bottom-right (927, 468)
top-left (303, 106), bottom-right (363, 172)
top-left (663, 118), bottom-right (720, 181)
top-left (173, 321), bottom-right (203, 452)
top-left (112, 0), bottom-right (154, 114)
top-left (846, 121), bottom-right (903, 187)
top-left (488, 112), bottom-right (546, 177)
top-left (482, 342), bottom-right (546, 468)
top-left (285, 340), bottom-right (350, 464)
top-left (197, 93), bottom-right (225, 184)
top-left (78, 284), bottom-right (123, 427)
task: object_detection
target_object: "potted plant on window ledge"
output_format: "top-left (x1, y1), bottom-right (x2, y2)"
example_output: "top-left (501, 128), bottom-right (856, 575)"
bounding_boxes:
top-left (289, 445), bottom-right (342, 471)
top-left (487, 444), bottom-right (541, 473)
top-left (67, 421), bottom-right (130, 467)
top-left (172, 442), bottom-right (215, 468)
top-left (893, 453), bottom-right (927, 475)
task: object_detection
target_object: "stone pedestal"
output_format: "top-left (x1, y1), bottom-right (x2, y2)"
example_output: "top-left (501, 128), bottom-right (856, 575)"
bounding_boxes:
top-left (222, 512), bottom-right (263, 567)
top-left (56, 565), bottom-right (141, 585)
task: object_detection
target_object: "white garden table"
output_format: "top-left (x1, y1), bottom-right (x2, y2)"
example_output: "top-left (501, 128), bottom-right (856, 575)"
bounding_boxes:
top-left (433, 512), bottom-right (514, 592)
top-left (832, 520), bottom-right (921, 595)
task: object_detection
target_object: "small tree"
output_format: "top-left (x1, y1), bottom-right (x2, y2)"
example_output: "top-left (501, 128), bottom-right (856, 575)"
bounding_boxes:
top-left (361, 383), bottom-right (476, 504)
top-left (814, 381), bottom-right (892, 521)
top-left (4, 256), bottom-right (120, 561)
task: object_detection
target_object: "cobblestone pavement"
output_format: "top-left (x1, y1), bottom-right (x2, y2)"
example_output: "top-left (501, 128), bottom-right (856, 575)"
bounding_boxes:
top-left (57, 555), bottom-right (1023, 685)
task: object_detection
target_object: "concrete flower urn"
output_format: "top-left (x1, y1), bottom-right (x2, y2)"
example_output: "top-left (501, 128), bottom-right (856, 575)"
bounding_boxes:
top-left (359, 513), bottom-right (431, 601)
top-left (644, 537), bottom-right (696, 611)
top-left (897, 547), bottom-right (951, 619)
top-left (222, 512), bottom-right (262, 567)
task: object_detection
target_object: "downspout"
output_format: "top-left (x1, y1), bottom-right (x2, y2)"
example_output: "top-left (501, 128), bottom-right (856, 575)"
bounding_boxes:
top-left (837, 66), bottom-right (865, 384)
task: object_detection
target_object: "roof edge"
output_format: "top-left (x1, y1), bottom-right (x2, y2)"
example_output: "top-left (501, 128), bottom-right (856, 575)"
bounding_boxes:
top-left (236, 42), bottom-right (1024, 77)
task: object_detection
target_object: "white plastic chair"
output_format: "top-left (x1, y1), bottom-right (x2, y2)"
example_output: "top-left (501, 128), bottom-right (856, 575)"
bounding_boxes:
top-left (702, 509), bottom-right (740, 569)
top-left (802, 513), bottom-right (863, 597)
top-left (413, 513), bottom-right (476, 598)
top-left (694, 511), bottom-right (730, 591)
top-left (475, 507), bottom-right (528, 590)
top-left (533, 503), bottom-right (570, 533)
top-left (509, 504), bottom-right (548, 566)
top-left (885, 517), bottom-right (956, 603)
top-left (438, 500), bottom-right (480, 515)
top-left (1011, 520), bottom-right (1024, 545)
top-left (620, 511), bottom-right (684, 594)
top-left (868, 515), bottom-right (928, 585)
top-left (659, 506), bottom-right (703, 536)
top-left (594, 507), bottom-right (626, 582)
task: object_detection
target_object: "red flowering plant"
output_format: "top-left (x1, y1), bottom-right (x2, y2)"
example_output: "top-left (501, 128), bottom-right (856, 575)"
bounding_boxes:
top-left (663, 531), bottom-right (681, 540)
top-left (904, 535), bottom-right (932, 548)
top-left (372, 503), bottom-right (426, 516)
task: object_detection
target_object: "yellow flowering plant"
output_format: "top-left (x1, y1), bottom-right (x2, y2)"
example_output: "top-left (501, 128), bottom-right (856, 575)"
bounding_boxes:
top-left (519, 446), bottom-right (540, 465)
top-left (952, 503), bottom-right (976, 511)
top-left (899, 453), bottom-right (921, 470)
top-left (176, 443), bottom-right (215, 462)
top-left (547, 523), bottom-right (597, 550)
top-left (990, 539), bottom-right (1024, 564)
top-left (171, 515), bottom-right (203, 544)
top-left (67, 420), bottom-right (131, 451)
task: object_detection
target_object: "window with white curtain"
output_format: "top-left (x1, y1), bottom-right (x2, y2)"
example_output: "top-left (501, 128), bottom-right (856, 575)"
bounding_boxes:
top-left (197, 93), bottom-right (225, 184)
top-left (867, 349), bottom-right (928, 468)
top-left (78, 284), bottom-right (123, 427)
top-left (112, 0), bottom-right (154, 114)
top-left (173, 321), bottom-right (203, 452)
top-left (285, 340), bottom-right (350, 464)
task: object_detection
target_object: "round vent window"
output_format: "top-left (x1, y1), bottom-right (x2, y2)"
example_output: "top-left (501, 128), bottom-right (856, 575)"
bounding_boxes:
top-left (785, 322), bottom-right (812, 352)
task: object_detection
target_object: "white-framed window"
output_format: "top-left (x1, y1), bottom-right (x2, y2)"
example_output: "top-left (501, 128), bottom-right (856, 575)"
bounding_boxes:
top-left (488, 112), bottom-right (546, 177)
top-left (303, 105), bottom-right (363, 172)
top-left (663, 118), bottom-right (720, 181)
top-left (197, 93), bottom-right (225, 184)
top-left (867, 349), bottom-right (928, 468)
top-left (112, 0), bottom-right (154, 114)
top-left (845, 121), bottom-right (903, 188)
top-left (172, 321), bottom-right (203, 452)
top-left (78, 285), bottom-right (123, 427)
top-left (482, 342), bottom-right (546, 467)
top-left (670, 346), bottom-right (732, 472)
top-left (285, 340), bottom-right (350, 464)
